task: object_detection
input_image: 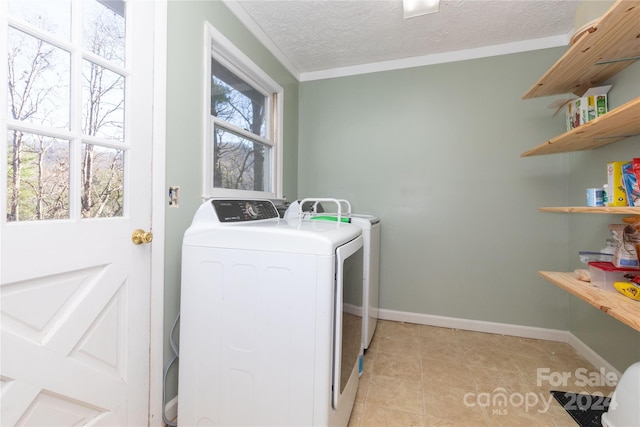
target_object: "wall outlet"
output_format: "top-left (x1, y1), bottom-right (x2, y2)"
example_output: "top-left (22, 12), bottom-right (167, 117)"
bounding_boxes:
top-left (168, 186), bottom-right (180, 207)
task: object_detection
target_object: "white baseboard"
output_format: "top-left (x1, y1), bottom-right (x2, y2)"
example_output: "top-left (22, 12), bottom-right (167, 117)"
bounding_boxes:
top-left (378, 308), bottom-right (621, 377)
top-left (565, 333), bottom-right (622, 377)
top-left (164, 395), bottom-right (178, 426)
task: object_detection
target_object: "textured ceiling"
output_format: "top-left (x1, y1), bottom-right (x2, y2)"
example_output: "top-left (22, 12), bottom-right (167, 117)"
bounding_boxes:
top-left (226, 0), bottom-right (582, 78)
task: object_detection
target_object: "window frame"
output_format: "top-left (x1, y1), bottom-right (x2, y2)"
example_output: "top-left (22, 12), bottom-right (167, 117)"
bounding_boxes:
top-left (203, 22), bottom-right (283, 200)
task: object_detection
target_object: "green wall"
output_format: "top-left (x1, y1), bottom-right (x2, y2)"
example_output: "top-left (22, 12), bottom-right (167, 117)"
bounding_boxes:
top-left (298, 49), bottom-right (639, 372)
top-left (164, 0), bottom-right (299, 403)
top-left (163, 2), bottom-right (639, 408)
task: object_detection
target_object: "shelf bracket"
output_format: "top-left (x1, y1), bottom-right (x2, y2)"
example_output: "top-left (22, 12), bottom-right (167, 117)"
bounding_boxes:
top-left (595, 55), bottom-right (640, 65)
top-left (594, 133), bottom-right (640, 140)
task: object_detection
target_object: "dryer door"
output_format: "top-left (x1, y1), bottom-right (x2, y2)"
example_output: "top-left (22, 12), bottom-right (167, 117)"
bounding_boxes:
top-left (332, 235), bottom-right (364, 410)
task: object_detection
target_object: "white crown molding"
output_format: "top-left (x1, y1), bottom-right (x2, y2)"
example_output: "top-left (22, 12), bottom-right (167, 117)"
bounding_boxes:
top-left (300, 33), bottom-right (570, 82)
top-left (221, 0), bottom-right (301, 81)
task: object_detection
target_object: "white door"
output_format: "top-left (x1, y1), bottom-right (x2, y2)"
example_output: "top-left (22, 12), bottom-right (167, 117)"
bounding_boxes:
top-left (1, 0), bottom-right (155, 425)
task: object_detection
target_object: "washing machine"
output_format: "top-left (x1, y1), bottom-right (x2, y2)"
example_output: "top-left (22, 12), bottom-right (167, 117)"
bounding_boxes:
top-left (178, 199), bottom-right (364, 427)
top-left (285, 199), bottom-right (381, 350)
top-left (351, 213), bottom-right (380, 350)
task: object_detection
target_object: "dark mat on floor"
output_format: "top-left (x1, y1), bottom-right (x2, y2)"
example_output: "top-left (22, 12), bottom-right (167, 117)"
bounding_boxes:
top-left (551, 390), bottom-right (611, 427)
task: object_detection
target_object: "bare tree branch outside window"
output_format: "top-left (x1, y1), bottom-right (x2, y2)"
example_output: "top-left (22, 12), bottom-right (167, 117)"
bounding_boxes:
top-left (80, 1), bottom-right (125, 218)
top-left (5, 0), bottom-right (126, 221)
top-left (211, 58), bottom-right (270, 192)
top-left (6, 25), bottom-right (70, 221)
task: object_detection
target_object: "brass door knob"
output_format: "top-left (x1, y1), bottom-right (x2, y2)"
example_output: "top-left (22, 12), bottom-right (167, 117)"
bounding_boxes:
top-left (132, 229), bottom-right (153, 245)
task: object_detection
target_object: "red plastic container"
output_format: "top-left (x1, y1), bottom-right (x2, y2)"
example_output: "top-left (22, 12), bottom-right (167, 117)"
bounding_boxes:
top-left (587, 262), bottom-right (640, 292)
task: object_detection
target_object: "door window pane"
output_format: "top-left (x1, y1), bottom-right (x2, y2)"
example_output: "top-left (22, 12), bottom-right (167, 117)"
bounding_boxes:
top-left (6, 130), bottom-right (70, 222)
top-left (214, 126), bottom-right (270, 192)
top-left (211, 58), bottom-right (267, 138)
top-left (7, 28), bottom-right (70, 130)
top-left (80, 144), bottom-right (124, 218)
top-left (82, 60), bottom-right (124, 141)
top-left (83, 0), bottom-right (125, 66)
top-left (8, 0), bottom-right (71, 40)
top-left (6, 0), bottom-right (130, 223)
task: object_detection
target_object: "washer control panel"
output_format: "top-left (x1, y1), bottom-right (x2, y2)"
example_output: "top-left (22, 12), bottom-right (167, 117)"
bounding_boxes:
top-left (211, 199), bottom-right (279, 222)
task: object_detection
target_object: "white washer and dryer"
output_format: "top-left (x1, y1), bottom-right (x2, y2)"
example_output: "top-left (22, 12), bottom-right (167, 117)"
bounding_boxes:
top-left (350, 213), bottom-right (380, 349)
top-left (285, 199), bottom-right (381, 350)
top-left (178, 198), bottom-right (364, 426)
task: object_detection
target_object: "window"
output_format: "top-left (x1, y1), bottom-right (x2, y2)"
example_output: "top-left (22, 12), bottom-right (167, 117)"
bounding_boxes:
top-left (205, 23), bottom-right (283, 199)
top-left (4, 0), bottom-right (127, 222)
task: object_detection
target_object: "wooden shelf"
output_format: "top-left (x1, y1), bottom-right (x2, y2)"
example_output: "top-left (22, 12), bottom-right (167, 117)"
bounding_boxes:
top-left (523, 0), bottom-right (640, 99)
top-left (527, 1), bottom-right (640, 333)
top-left (540, 271), bottom-right (640, 332)
top-left (521, 97), bottom-right (640, 157)
top-left (539, 206), bottom-right (640, 214)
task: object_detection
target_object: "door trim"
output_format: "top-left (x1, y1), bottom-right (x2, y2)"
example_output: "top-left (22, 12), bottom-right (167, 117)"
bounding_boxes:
top-left (149, 1), bottom-right (168, 425)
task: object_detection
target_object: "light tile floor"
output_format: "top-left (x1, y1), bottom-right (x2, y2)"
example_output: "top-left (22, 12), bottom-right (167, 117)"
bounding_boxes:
top-left (348, 320), bottom-right (615, 427)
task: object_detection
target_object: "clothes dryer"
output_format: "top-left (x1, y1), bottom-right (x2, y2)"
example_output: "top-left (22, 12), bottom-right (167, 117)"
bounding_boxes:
top-left (285, 199), bottom-right (381, 350)
top-left (178, 199), bottom-right (363, 427)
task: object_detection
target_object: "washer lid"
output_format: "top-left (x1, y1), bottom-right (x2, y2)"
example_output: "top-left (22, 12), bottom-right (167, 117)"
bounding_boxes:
top-left (351, 214), bottom-right (380, 225)
top-left (184, 199), bottom-right (362, 255)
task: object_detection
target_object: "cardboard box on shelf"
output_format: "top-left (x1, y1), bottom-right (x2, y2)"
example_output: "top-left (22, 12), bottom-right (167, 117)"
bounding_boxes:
top-left (622, 159), bottom-right (640, 207)
top-left (565, 101), bottom-right (574, 131)
top-left (607, 161), bottom-right (628, 206)
top-left (562, 85), bottom-right (611, 130)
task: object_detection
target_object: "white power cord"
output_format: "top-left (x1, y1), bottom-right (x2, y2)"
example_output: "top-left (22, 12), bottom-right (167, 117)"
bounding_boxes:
top-left (162, 313), bottom-right (180, 427)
